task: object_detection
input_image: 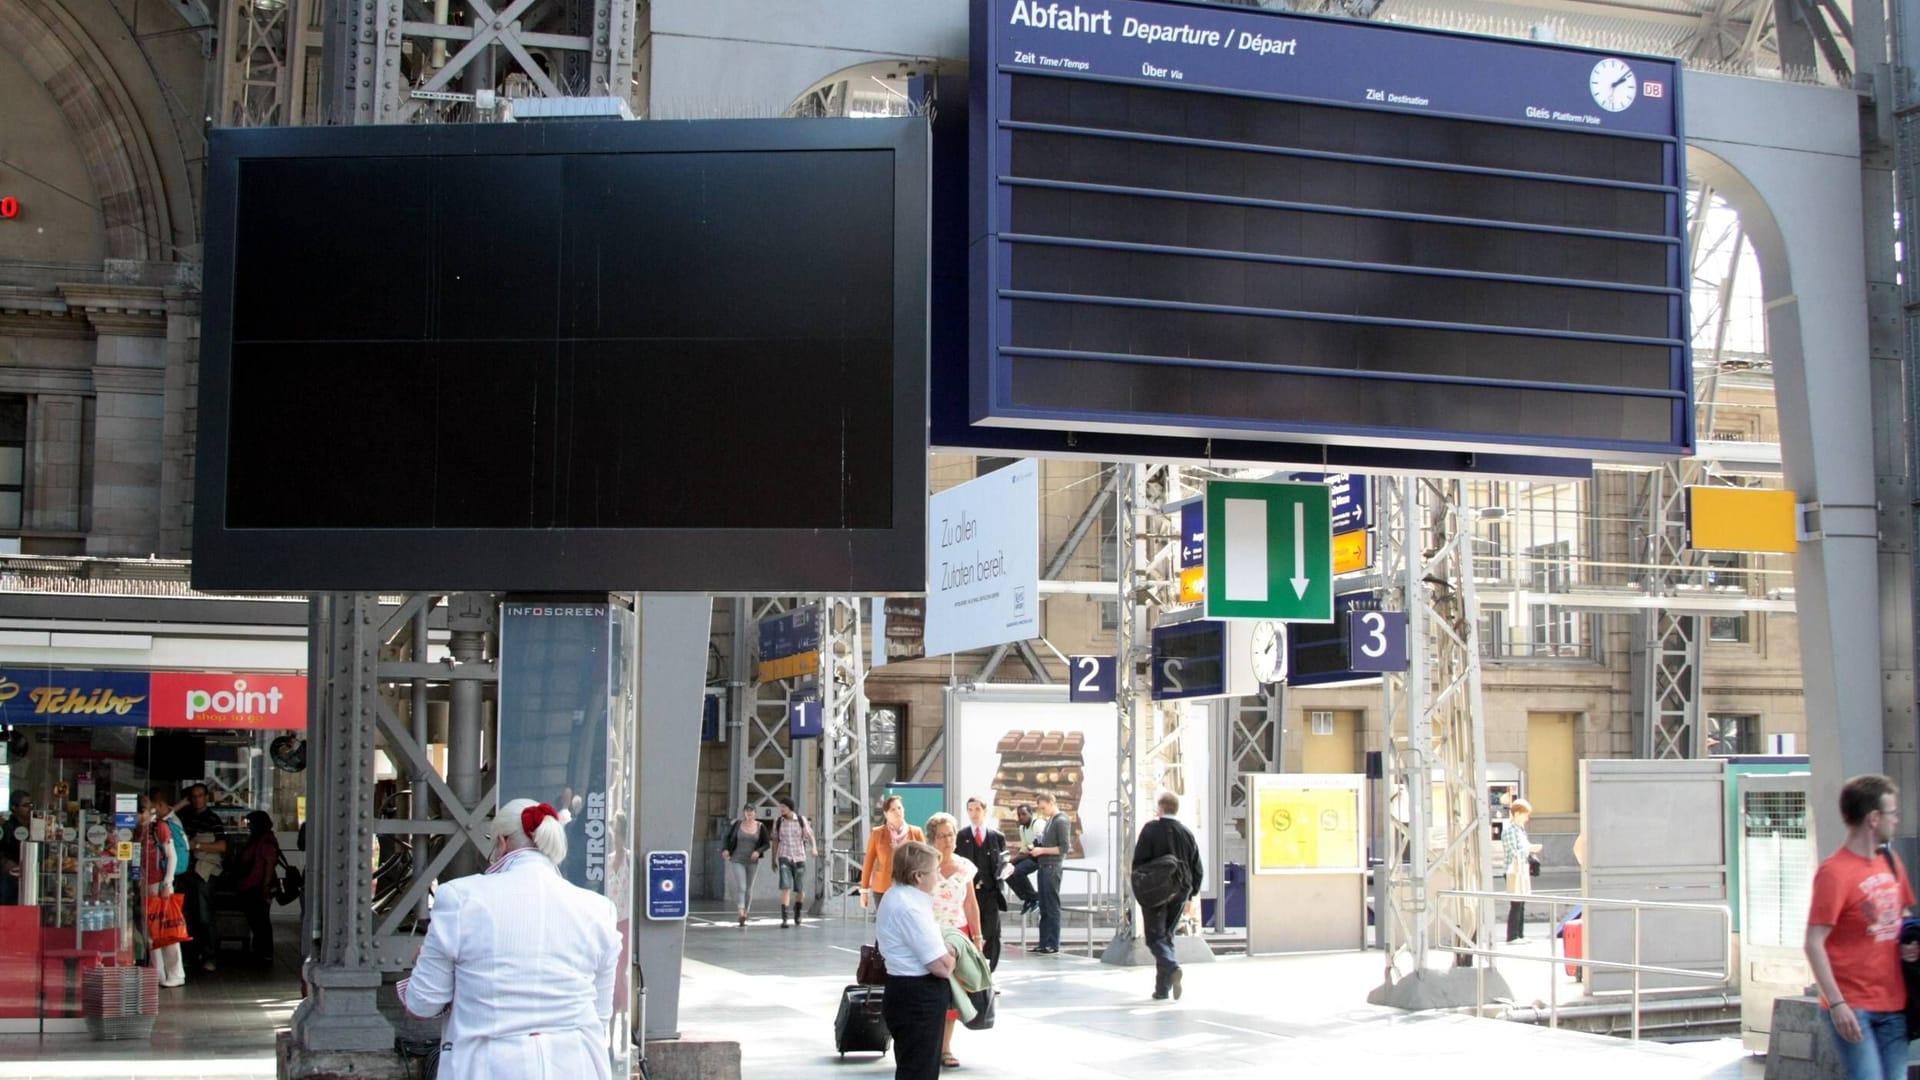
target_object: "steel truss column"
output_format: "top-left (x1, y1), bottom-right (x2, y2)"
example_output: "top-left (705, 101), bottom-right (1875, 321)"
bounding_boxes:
top-left (815, 598), bottom-right (871, 917)
top-left (744, 598), bottom-right (799, 811)
top-left (1099, 464), bottom-right (1149, 960)
top-left (1373, 479), bottom-right (1497, 1005)
top-left (217, 0), bottom-right (314, 126)
top-left (1636, 463), bottom-right (1705, 759)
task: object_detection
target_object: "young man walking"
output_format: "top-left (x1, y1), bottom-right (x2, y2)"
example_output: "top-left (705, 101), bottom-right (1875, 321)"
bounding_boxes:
top-left (1806, 773), bottom-right (1920, 1080)
top-left (772, 797), bottom-right (816, 928)
top-left (1133, 792), bottom-right (1204, 1001)
top-left (955, 796), bottom-right (1008, 969)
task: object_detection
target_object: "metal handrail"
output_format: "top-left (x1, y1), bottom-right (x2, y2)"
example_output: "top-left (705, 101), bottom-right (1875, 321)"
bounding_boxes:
top-left (1014, 866), bottom-right (1109, 955)
top-left (1437, 888), bottom-right (1733, 1040)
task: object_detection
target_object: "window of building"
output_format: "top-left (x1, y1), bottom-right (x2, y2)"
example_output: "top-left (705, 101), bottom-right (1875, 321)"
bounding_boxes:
top-left (0, 397), bottom-right (25, 530)
top-left (1477, 609), bottom-right (1508, 657)
top-left (1702, 550), bottom-right (1747, 592)
top-left (1709, 614), bottom-right (1751, 643)
top-left (867, 704), bottom-right (903, 804)
top-left (1706, 712), bottom-right (1761, 756)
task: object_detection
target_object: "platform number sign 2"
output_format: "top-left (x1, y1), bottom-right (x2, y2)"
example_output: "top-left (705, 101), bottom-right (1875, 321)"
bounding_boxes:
top-left (1347, 611), bottom-right (1409, 673)
top-left (1069, 656), bottom-right (1117, 704)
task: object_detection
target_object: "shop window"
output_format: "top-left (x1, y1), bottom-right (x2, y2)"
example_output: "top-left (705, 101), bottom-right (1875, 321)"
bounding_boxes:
top-left (0, 396), bottom-right (24, 530)
top-left (1707, 712), bottom-right (1762, 756)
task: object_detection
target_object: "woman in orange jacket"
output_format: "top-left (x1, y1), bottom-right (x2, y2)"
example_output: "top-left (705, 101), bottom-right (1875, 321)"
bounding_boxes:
top-left (859, 794), bottom-right (925, 910)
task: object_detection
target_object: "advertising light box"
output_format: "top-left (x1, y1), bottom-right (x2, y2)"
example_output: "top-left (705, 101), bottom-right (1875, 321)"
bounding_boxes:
top-left (968, 0), bottom-right (1690, 462)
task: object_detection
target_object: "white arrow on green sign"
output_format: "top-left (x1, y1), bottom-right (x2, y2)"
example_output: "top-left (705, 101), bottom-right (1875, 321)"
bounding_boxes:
top-left (1202, 480), bottom-right (1335, 623)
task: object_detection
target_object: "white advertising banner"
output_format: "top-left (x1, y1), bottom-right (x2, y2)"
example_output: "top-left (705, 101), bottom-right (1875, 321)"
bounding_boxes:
top-left (949, 696), bottom-right (1118, 884)
top-left (924, 459), bottom-right (1040, 657)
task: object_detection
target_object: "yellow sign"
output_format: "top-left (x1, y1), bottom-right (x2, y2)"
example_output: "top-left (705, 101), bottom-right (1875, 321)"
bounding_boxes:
top-left (1332, 529), bottom-right (1370, 575)
top-left (757, 653), bottom-right (818, 683)
top-left (1254, 785), bottom-right (1361, 872)
top-left (1178, 566), bottom-right (1205, 605)
top-left (115, 841), bottom-right (133, 861)
top-left (1686, 486), bottom-right (1797, 553)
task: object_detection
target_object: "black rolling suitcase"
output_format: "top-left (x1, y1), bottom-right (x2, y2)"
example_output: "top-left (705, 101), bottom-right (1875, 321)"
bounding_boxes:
top-left (834, 983), bottom-right (890, 1057)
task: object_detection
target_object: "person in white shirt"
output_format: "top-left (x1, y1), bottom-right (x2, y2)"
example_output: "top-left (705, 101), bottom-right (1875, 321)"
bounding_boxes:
top-left (400, 798), bottom-right (624, 1080)
top-left (876, 840), bottom-right (957, 1080)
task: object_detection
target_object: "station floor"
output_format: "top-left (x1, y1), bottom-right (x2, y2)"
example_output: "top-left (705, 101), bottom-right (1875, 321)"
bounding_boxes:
top-left (669, 903), bottom-right (1765, 1080)
top-left (0, 903), bottom-right (1769, 1079)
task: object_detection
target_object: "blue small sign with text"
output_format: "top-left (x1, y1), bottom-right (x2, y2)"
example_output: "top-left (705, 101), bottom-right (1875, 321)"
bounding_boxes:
top-left (789, 699), bottom-right (823, 739)
top-left (647, 850), bottom-right (689, 921)
top-left (1179, 501), bottom-right (1205, 570)
top-left (1068, 656), bottom-right (1117, 703)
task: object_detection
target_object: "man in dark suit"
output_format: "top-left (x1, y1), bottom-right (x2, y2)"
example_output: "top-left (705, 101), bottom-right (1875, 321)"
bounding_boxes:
top-left (1133, 791), bottom-right (1204, 1001)
top-left (954, 796), bottom-right (1008, 970)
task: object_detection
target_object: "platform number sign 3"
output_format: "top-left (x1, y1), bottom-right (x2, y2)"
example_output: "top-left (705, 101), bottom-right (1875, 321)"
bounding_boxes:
top-left (1069, 655), bottom-right (1117, 704)
top-left (1347, 610), bottom-right (1410, 673)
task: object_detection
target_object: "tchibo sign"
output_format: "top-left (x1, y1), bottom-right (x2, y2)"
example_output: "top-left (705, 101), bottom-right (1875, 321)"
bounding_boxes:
top-left (149, 673), bottom-right (308, 730)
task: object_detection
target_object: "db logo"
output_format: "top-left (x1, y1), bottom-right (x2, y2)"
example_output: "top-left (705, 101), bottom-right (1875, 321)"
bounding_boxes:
top-left (1642, 81), bottom-right (1664, 99)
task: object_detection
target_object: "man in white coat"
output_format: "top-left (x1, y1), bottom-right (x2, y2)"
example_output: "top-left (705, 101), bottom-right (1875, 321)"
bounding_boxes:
top-left (400, 797), bottom-right (624, 1079)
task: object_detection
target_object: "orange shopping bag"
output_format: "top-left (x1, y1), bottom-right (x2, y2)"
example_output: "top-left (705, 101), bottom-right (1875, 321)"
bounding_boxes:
top-left (145, 893), bottom-right (191, 949)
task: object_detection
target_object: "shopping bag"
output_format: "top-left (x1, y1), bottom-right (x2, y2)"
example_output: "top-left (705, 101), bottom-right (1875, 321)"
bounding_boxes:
top-left (856, 943), bottom-right (889, 986)
top-left (145, 893), bottom-right (191, 949)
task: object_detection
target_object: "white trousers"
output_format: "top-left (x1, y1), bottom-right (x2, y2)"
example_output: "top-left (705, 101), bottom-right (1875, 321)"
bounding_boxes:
top-left (153, 943), bottom-right (185, 986)
top-left (445, 1027), bottom-right (609, 1080)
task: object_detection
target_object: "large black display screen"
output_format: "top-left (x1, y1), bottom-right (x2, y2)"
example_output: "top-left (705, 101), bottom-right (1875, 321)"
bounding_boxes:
top-left (195, 119), bottom-right (928, 592)
top-left (967, 0), bottom-right (1690, 462)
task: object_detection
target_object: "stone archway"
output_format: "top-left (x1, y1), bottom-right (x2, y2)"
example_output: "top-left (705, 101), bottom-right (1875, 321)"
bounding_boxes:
top-left (0, 0), bottom-right (173, 262)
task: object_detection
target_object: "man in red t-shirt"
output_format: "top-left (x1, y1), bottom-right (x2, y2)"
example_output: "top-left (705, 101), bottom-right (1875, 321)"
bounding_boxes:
top-left (1807, 773), bottom-right (1920, 1080)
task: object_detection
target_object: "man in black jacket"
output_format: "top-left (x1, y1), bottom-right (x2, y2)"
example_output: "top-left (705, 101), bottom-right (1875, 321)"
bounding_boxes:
top-left (954, 796), bottom-right (1008, 969)
top-left (1133, 791), bottom-right (1204, 1001)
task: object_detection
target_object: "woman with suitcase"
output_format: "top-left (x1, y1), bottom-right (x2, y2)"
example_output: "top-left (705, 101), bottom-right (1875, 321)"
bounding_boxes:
top-left (877, 841), bottom-right (957, 1080)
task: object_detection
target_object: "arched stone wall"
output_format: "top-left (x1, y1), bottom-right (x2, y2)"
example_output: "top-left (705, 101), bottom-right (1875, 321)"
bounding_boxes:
top-left (0, 0), bottom-right (176, 262)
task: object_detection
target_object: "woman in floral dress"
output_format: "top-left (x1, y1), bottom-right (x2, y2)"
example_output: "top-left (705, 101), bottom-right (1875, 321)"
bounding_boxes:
top-left (924, 813), bottom-right (984, 1069)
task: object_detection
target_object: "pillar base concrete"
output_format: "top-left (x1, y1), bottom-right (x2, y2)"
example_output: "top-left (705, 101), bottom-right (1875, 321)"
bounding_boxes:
top-left (643, 1038), bottom-right (742, 1079)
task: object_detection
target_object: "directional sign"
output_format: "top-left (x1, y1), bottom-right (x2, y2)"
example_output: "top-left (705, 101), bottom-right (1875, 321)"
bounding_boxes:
top-left (646, 850), bottom-right (689, 921)
top-left (1289, 473), bottom-right (1371, 534)
top-left (1068, 656), bottom-right (1117, 703)
top-left (1204, 481), bottom-right (1335, 623)
top-left (1348, 610), bottom-right (1410, 672)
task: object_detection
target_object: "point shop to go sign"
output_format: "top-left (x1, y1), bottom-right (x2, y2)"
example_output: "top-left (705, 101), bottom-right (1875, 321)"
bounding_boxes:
top-left (149, 673), bottom-right (307, 730)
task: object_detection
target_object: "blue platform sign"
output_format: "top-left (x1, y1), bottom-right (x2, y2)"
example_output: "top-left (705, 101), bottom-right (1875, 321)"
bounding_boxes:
top-left (646, 850), bottom-right (688, 921)
top-left (1348, 610), bottom-right (1411, 673)
top-left (1290, 473), bottom-right (1371, 534)
top-left (1068, 656), bottom-right (1117, 703)
top-left (968, 0), bottom-right (1690, 463)
top-left (1179, 501), bottom-right (1205, 570)
top-left (789, 698), bottom-right (823, 739)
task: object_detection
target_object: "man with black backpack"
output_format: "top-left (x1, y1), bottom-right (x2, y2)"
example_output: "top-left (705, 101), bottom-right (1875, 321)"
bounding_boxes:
top-left (1131, 792), bottom-right (1204, 1002)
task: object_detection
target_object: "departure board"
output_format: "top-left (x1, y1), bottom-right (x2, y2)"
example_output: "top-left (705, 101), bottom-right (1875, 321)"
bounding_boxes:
top-left (969, 0), bottom-right (1689, 461)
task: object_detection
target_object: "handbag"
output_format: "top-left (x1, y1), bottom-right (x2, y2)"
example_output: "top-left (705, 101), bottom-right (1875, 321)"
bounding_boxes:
top-left (273, 852), bottom-right (304, 907)
top-left (961, 987), bottom-right (996, 1031)
top-left (145, 893), bottom-right (191, 949)
top-left (394, 1034), bottom-right (442, 1080)
top-left (1528, 854), bottom-right (1542, 878)
top-left (857, 943), bottom-right (889, 986)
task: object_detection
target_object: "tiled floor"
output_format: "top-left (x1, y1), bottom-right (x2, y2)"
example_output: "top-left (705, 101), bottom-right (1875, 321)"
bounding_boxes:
top-left (0, 901), bottom-right (1773, 1079)
top-left (0, 911), bottom-right (298, 1079)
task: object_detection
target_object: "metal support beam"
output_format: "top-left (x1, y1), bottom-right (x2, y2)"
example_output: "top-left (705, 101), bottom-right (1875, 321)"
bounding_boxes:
top-left (816, 598), bottom-right (872, 917)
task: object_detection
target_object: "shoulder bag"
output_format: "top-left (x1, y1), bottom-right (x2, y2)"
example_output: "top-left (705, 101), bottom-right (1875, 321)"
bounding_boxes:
top-left (857, 942), bottom-right (889, 986)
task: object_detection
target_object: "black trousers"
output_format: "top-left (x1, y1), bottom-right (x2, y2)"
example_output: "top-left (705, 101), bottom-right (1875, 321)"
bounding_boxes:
top-left (1142, 901), bottom-right (1183, 992)
top-left (1506, 900), bottom-right (1526, 941)
top-left (245, 893), bottom-right (273, 961)
top-left (883, 974), bottom-right (949, 1080)
top-left (1006, 855), bottom-right (1038, 904)
top-left (175, 872), bottom-right (211, 964)
top-left (973, 887), bottom-right (1003, 971)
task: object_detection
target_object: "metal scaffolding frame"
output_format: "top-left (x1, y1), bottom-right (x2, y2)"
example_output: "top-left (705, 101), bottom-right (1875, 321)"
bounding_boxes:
top-left (815, 597), bottom-right (872, 916)
top-left (1376, 477), bottom-right (1493, 983)
top-left (293, 592), bottom-right (499, 1052)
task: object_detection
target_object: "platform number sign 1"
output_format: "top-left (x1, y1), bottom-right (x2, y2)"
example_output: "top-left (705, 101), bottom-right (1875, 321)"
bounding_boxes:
top-left (1347, 611), bottom-right (1409, 673)
top-left (1069, 656), bottom-right (1117, 704)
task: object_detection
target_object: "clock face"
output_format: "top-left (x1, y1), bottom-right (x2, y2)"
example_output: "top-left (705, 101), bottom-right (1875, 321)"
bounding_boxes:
top-left (1250, 620), bottom-right (1286, 684)
top-left (1589, 58), bottom-right (1637, 112)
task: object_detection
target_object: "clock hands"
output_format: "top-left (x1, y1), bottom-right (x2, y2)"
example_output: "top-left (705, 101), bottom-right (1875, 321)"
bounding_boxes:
top-left (1611, 72), bottom-right (1633, 90)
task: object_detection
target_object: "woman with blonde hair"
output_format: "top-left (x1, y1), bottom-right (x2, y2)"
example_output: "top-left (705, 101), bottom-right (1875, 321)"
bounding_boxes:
top-left (401, 798), bottom-right (624, 1078)
top-left (876, 840), bottom-right (957, 1080)
top-left (923, 812), bottom-right (984, 1068)
top-left (860, 794), bottom-right (925, 910)
top-left (1503, 797), bottom-right (1544, 943)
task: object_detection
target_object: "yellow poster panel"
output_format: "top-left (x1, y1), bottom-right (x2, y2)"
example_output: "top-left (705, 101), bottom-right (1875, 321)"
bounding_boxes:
top-left (1254, 786), bottom-right (1360, 872)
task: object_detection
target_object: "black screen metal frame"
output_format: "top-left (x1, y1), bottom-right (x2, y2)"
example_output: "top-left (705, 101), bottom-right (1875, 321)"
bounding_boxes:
top-left (194, 118), bottom-right (929, 593)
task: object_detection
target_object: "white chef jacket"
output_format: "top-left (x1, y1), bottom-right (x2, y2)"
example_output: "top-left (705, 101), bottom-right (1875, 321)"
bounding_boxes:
top-left (400, 848), bottom-right (623, 1080)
